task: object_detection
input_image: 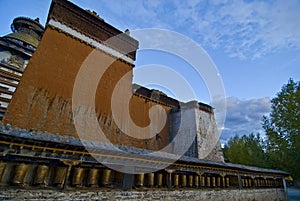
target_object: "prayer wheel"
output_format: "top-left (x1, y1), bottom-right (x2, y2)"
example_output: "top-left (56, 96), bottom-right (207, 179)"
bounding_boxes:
top-left (0, 162), bottom-right (6, 181)
top-left (53, 166), bottom-right (67, 186)
top-left (135, 173), bottom-right (144, 187)
top-left (212, 176), bottom-right (216, 187)
top-left (222, 176), bottom-right (226, 187)
top-left (12, 163), bottom-right (29, 185)
top-left (201, 175), bottom-right (206, 187)
top-left (101, 169), bottom-right (111, 186)
top-left (156, 173), bottom-right (163, 187)
top-left (206, 176), bottom-right (211, 187)
top-left (188, 175), bottom-right (193, 187)
top-left (34, 165), bottom-right (49, 185)
top-left (257, 179), bottom-right (261, 187)
top-left (173, 174), bottom-right (179, 187)
top-left (181, 174), bottom-right (187, 187)
top-left (72, 167), bottom-right (84, 187)
top-left (217, 177), bottom-right (221, 187)
top-left (147, 173), bottom-right (154, 187)
top-left (87, 169), bottom-right (99, 187)
top-left (226, 177), bottom-right (230, 187)
top-left (194, 175), bottom-right (199, 187)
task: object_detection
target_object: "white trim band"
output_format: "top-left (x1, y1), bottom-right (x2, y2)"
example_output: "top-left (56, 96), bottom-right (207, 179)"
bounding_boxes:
top-left (48, 19), bottom-right (135, 64)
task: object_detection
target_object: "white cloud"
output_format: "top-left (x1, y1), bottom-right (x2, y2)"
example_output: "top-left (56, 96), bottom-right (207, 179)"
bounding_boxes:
top-left (95, 0), bottom-right (300, 60)
top-left (216, 97), bottom-right (271, 142)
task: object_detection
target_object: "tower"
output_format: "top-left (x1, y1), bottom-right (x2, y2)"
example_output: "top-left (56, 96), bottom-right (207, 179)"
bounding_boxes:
top-left (0, 17), bottom-right (44, 118)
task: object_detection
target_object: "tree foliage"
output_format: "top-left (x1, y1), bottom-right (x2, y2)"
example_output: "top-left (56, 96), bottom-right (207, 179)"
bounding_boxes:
top-left (224, 79), bottom-right (300, 181)
top-left (223, 133), bottom-right (267, 168)
top-left (263, 78), bottom-right (300, 180)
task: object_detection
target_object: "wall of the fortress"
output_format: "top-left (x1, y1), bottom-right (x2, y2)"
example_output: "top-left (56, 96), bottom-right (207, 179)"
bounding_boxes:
top-left (195, 108), bottom-right (224, 162)
top-left (3, 27), bottom-right (172, 151)
top-left (0, 189), bottom-right (287, 201)
top-left (170, 101), bottom-right (224, 162)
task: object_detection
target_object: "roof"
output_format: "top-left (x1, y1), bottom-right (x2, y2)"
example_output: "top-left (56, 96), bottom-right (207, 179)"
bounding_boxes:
top-left (11, 17), bottom-right (44, 35)
top-left (5, 32), bottom-right (39, 48)
top-left (0, 122), bottom-right (289, 176)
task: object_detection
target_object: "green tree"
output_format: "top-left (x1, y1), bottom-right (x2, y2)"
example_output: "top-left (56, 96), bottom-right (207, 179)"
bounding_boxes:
top-left (263, 78), bottom-right (300, 180)
top-left (223, 133), bottom-right (267, 168)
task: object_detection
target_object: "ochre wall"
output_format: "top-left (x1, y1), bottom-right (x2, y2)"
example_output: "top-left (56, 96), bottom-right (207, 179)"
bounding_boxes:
top-left (3, 27), bottom-right (171, 150)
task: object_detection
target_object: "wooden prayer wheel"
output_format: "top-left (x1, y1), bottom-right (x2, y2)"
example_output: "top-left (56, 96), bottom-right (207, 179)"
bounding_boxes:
top-left (0, 162), bottom-right (6, 181)
top-left (87, 169), bottom-right (99, 187)
top-left (101, 169), bottom-right (111, 186)
top-left (188, 175), bottom-right (193, 187)
top-left (53, 166), bottom-right (67, 186)
top-left (201, 175), bottom-right (206, 187)
top-left (226, 177), bottom-right (230, 187)
top-left (245, 179), bottom-right (249, 187)
top-left (181, 174), bottom-right (187, 187)
top-left (12, 163), bottom-right (29, 185)
top-left (135, 174), bottom-right (144, 187)
top-left (217, 177), bottom-right (221, 187)
top-left (147, 173), bottom-right (154, 187)
top-left (212, 176), bottom-right (216, 187)
top-left (242, 178), bottom-right (245, 187)
top-left (72, 167), bottom-right (84, 187)
top-left (194, 175), bottom-right (199, 187)
top-left (34, 165), bottom-right (49, 185)
top-left (206, 176), bottom-right (211, 187)
top-left (222, 177), bottom-right (226, 187)
top-left (173, 174), bottom-right (179, 187)
top-left (156, 173), bottom-right (163, 187)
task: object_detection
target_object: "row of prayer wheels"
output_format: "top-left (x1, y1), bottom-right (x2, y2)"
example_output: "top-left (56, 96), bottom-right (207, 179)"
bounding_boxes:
top-left (134, 173), bottom-right (230, 188)
top-left (52, 167), bottom-right (113, 187)
top-left (0, 162), bottom-right (113, 187)
top-left (0, 162), bottom-right (283, 189)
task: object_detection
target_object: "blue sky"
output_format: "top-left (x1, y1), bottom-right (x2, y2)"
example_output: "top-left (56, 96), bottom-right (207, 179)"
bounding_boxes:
top-left (1, 0), bottom-right (299, 143)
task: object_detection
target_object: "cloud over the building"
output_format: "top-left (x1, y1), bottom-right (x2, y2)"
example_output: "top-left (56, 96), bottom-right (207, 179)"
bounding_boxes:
top-left (216, 97), bottom-right (271, 143)
top-left (98, 0), bottom-right (300, 60)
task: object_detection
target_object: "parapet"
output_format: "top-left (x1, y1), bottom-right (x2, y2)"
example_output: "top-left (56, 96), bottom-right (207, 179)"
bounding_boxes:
top-left (47, 0), bottom-right (139, 61)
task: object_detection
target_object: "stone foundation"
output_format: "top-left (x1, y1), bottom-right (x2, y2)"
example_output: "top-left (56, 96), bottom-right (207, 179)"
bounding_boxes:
top-left (0, 188), bottom-right (287, 201)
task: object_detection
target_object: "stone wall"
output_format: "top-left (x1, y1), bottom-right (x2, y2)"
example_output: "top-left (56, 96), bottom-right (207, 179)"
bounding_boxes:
top-left (0, 188), bottom-right (287, 201)
top-left (170, 101), bottom-right (224, 162)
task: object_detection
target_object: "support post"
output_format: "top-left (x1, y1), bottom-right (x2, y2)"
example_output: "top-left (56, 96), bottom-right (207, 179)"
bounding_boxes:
top-left (122, 173), bottom-right (134, 190)
top-left (238, 174), bottom-right (242, 189)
